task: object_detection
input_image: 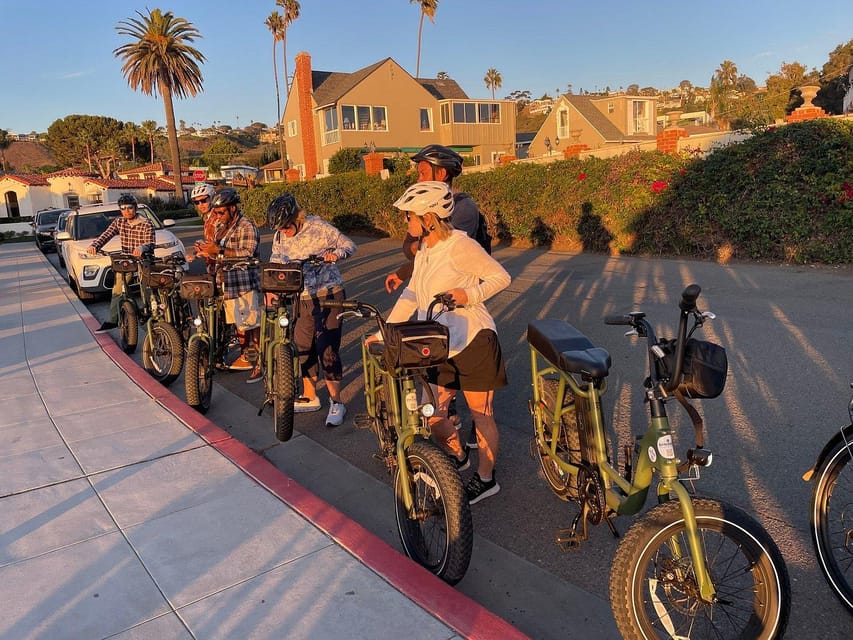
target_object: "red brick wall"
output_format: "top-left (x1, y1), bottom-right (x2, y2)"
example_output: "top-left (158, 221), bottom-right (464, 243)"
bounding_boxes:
top-left (656, 127), bottom-right (687, 154)
top-left (295, 52), bottom-right (318, 179)
top-left (364, 153), bottom-right (384, 176)
top-left (785, 106), bottom-right (828, 123)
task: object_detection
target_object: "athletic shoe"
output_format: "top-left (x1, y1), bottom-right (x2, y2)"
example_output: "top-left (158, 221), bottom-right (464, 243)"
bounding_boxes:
top-left (455, 446), bottom-right (470, 472)
top-left (466, 472), bottom-right (500, 505)
top-left (326, 401), bottom-right (346, 427)
top-left (95, 321), bottom-right (117, 333)
top-left (466, 422), bottom-right (479, 449)
top-left (228, 354), bottom-right (253, 371)
top-left (294, 396), bottom-right (321, 413)
top-left (246, 365), bottom-right (263, 384)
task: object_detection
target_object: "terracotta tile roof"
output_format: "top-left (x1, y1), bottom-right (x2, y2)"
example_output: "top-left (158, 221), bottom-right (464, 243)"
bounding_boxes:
top-left (1, 173), bottom-right (49, 186)
top-left (116, 161), bottom-right (191, 176)
top-left (45, 168), bottom-right (99, 178)
top-left (83, 177), bottom-right (177, 190)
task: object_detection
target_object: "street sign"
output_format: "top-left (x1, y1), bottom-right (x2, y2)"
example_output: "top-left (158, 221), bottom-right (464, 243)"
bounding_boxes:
top-left (193, 170), bottom-right (206, 182)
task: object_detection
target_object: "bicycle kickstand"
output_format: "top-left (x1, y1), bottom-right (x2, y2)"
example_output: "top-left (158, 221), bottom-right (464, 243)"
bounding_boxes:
top-left (257, 396), bottom-right (271, 416)
top-left (556, 503), bottom-right (590, 550)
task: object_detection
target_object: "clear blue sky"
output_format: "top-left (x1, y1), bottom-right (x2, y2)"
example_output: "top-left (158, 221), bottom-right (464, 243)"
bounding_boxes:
top-left (2, 0), bottom-right (850, 134)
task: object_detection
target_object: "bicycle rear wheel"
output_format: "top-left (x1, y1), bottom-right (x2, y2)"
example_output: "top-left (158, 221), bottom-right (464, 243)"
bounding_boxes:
top-left (610, 498), bottom-right (790, 639)
top-left (810, 433), bottom-right (853, 612)
top-left (185, 338), bottom-right (212, 414)
top-left (535, 379), bottom-right (581, 500)
top-left (142, 321), bottom-right (184, 386)
top-left (118, 300), bottom-right (138, 354)
top-left (394, 440), bottom-right (473, 585)
top-left (273, 342), bottom-right (296, 442)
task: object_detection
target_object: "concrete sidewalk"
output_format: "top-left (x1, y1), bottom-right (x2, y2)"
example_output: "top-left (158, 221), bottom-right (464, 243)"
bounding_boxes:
top-left (0, 242), bottom-right (528, 640)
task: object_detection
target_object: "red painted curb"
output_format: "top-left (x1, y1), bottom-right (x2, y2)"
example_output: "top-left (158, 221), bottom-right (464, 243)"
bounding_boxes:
top-left (85, 317), bottom-right (529, 640)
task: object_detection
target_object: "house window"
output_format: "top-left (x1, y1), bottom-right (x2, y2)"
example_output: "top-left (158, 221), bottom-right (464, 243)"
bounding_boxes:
top-left (632, 100), bottom-right (649, 133)
top-left (450, 101), bottom-right (501, 124)
top-left (419, 108), bottom-right (433, 131)
top-left (341, 104), bottom-right (388, 131)
top-left (91, 192), bottom-right (103, 204)
top-left (372, 107), bottom-right (387, 131)
top-left (67, 194), bottom-right (80, 209)
top-left (287, 120), bottom-right (297, 137)
top-left (608, 102), bottom-right (615, 113)
top-left (440, 103), bottom-right (451, 125)
top-left (479, 103), bottom-right (501, 123)
top-left (557, 108), bottom-right (569, 139)
top-left (322, 108), bottom-right (339, 145)
top-left (341, 105), bottom-right (356, 130)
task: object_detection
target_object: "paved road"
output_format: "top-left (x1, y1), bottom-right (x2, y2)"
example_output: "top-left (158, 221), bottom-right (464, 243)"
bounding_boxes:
top-left (51, 227), bottom-right (853, 639)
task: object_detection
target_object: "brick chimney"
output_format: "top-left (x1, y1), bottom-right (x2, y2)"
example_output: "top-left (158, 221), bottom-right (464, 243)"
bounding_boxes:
top-left (295, 52), bottom-right (318, 179)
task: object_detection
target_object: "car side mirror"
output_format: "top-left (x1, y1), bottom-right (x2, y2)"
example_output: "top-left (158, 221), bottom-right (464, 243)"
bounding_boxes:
top-left (162, 219), bottom-right (176, 227)
top-left (55, 231), bottom-right (71, 241)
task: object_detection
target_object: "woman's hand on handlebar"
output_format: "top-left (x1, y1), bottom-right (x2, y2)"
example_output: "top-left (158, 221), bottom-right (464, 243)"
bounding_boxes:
top-left (445, 288), bottom-right (468, 306)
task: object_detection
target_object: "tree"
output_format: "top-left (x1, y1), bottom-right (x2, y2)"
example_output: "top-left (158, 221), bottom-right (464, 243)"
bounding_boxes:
top-left (816, 39), bottom-right (853, 114)
top-left (114, 9), bottom-right (205, 203)
top-left (436, 71), bottom-right (449, 79)
top-left (123, 121), bottom-right (142, 163)
top-left (265, 11), bottom-right (288, 172)
top-left (275, 1), bottom-right (300, 98)
top-left (410, 0), bottom-right (438, 79)
top-left (716, 60), bottom-right (738, 87)
top-left (44, 115), bottom-right (126, 174)
top-left (626, 84), bottom-right (639, 95)
top-left (0, 129), bottom-right (10, 172)
top-left (140, 120), bottom-right (160, 163)
top-left (484, 68), bottom-right (502, 99)
top-left (202, 136), bottom-right (241, 173)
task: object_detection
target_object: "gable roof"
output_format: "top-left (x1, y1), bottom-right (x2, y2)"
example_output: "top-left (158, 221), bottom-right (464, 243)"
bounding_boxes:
top-left (417, 78), bottom-right (468, 100)
top-left (83, 177), bottom-right (178, 191)
top-left (45, 168), bottom-right (98, 178)
top-left (557, 95), bottom-right (656, 143)
top-left (1, 173), bottom-right (49, 186)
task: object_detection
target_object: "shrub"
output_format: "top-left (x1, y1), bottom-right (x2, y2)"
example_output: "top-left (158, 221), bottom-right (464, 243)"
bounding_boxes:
top-left (329, 148), bottom-right (364, 174)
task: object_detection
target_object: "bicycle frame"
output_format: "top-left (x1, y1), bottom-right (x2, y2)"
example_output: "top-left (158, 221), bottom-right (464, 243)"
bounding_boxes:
top-left (259, 291), bottom-right (301, 397)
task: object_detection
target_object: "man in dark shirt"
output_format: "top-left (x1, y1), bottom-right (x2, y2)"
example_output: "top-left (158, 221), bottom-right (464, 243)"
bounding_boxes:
top-left (89, 194), bottom-right (154, 333)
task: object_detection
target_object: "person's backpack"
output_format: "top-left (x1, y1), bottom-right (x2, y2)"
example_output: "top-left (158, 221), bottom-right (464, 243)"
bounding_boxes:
top-left (474, 211), bottom-right (492, 255)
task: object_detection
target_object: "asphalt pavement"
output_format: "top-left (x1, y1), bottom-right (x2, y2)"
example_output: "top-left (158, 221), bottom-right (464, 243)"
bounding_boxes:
top-left (52, 225), bottom-right (853, 638)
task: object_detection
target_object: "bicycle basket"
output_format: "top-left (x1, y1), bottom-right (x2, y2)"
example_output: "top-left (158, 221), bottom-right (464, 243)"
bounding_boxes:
top-left (180, 274), bottom-right (215, 299)
top-left (657, 338), bottom-right (728, 399)
top-left (141, 262), bottom-right (177, 289)
top-left (383, 320), bottom-right (449, 369)
top-left (110, 254), bottom-right (138, 274)
top-left (261, 262), bottom-right (303, 293)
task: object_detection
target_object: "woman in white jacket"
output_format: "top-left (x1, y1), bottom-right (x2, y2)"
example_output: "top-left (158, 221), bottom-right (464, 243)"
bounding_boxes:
top-left (384, 181), bottom-right (510, 504)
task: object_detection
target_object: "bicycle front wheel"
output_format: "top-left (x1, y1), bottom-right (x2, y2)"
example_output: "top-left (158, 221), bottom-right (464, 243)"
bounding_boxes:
top-left (610, 498), bottom-right (790, 639)
top-left (273, 342), bottom-right (296, 442)
top-left (185, 338), bottom-right (212, 414)
top-left (394, 440), bottom-right (473, 585)
top-left (118, 300), bottom-right (138, 354)
top-left (142, 321), bottom-right (184, 386)
top-left (810, 434), bottom-right (853, 612)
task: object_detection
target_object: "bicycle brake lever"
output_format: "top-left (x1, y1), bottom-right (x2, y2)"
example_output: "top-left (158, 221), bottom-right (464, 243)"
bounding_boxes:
top-left (624, 329), bottom-right (638, 337)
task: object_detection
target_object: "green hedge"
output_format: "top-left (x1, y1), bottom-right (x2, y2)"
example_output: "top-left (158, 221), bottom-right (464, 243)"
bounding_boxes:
top-left (240, 119), bottom-right (852, 264)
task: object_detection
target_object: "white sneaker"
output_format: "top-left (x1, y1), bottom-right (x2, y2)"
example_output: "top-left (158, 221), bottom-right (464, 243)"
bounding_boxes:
top-left (294, 396), bottom-right (321, 413)
top-left (326, 401), bottom-right (346, 427)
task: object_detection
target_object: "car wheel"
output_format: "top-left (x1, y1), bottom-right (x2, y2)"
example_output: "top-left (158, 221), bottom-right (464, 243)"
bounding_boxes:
top-left (71, 276), bottom-right (95, 301)
top-left (58, 253), bottom-right (65, 268)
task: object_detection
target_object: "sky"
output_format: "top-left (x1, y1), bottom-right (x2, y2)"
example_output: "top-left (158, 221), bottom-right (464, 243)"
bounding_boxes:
top-left (1, 0), bottom-right (850, 134)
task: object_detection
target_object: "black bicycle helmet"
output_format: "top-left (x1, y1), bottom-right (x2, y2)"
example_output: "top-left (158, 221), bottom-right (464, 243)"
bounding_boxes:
top-left (266, 194), bottom-right (300, 229)
top-left (117, 194), bottom-right (137, 207)
top-left (412, 144), bottom-right (463, 178)
top-left (210, 187), bottom-right (240, 208)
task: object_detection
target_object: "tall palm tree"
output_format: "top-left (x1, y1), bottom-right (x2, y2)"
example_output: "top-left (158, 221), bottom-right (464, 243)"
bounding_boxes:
top-left (0, 129), bottom-right (11, 173)
top-left (275, 0), bottom-right (301, 98)
top-left (716, 60), bottom-right (738, 88)
top-left (140, 120), bottom-right (159, 163)
top-left (114, 9), bottom-right (205, 203)
top-left (484, 68), bottom-right (502, 100)
top-left (123, 121), bottom-right (141, 163)
top-left (265, 11), bottom-right (288, 173)
top-left (410, 0), bottom-right (438, 79)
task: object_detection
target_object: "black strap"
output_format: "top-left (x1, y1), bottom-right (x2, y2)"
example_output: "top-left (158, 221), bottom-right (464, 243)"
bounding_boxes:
top-left (675, 388), bottom-right (705, 449)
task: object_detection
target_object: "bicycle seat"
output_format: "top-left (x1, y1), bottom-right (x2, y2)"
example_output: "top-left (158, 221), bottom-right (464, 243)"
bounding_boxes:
top-left (527, 319), bottom-right (611, 379)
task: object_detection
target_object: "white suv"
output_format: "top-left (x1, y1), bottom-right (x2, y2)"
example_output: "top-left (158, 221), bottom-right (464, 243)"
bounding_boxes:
top-left (57, 202), bottom-right (186, 300)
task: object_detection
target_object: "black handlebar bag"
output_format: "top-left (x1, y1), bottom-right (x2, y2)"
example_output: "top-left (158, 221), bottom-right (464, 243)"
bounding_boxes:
top-left (657, 338), bottom-right (728, 399)
top-left (261, 262), bottom-right (303, 293)
top-left (383, 321), bottom-right (449, 370)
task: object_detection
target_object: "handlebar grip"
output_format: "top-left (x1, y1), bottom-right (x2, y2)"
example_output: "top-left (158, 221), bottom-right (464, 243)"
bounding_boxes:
top-left (320, 300), bottom-right (358, 310)
top-left (679, 284), bottom-right (701, 311)
top-left (604, 314), bottom-right (634, 326)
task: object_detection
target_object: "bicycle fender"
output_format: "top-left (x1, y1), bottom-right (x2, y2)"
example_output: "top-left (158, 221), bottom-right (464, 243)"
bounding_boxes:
top-left (802, 422), bottom-right (853, 482)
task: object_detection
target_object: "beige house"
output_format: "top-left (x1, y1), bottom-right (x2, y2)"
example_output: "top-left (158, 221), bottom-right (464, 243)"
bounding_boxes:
top-left (281, 53), bottom-right (517, 179)
top-left (530, 94), bottom-right (658, 158)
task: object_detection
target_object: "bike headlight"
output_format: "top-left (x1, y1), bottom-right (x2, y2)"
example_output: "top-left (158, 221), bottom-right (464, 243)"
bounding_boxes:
top-left (420, 403), bottom-right (435, 418)
top-left (193, 317), bottom-right (202, 327)
top-left (278, 316), bottom-right (290, 328)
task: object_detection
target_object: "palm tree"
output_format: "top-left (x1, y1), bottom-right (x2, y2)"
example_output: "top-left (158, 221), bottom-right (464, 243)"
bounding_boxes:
top-left (716, 60), bottom-right (738, 88)
top-left (410, 0), bottom-right (438, 79)
top-left (265, 11), bottom-right (288, 173)
top-left (140, 120), bottom-right (159, 163)
top-left (123, 122), bottom-right (141, 163)
top-left (276, 0), bottom-right (301, 98)
top-left (114, 9), bottom-right (205, 204)
top-left (0, 129), bottom-right (11, 173)
top-left (484, 68), bottom-right (502, 100)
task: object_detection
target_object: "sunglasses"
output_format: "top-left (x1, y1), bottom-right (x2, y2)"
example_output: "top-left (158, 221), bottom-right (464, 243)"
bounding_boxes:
top-left (192, 197), bottom-right (210, 205)
top-left (212, 208), bottom-right (230, 215)
top-left (119, 205), bottom-right (136, 211)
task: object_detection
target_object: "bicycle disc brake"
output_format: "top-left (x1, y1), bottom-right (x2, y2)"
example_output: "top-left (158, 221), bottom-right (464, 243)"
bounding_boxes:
top-left (556, 464), bottom-right (607, 550)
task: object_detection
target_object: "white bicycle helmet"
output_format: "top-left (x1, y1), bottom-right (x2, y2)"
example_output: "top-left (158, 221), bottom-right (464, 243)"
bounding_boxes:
top-left (392, 181), bottom-right (454, 219)
top-left (191, 183), bottom-right (215, 201)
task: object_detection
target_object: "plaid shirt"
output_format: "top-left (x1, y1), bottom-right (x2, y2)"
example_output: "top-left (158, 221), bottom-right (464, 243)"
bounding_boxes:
top-left (218, 214), bottom-right (260, 299)
top-left (90, 216), bottom-right (155, 254)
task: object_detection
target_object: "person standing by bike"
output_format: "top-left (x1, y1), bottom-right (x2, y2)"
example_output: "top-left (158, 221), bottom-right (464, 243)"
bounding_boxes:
top-left (89, 194), bottom-right (155, 333)
top-left (265, 194), bottom-right (356, 427)
top-left (386, 181), bottom-right (510, 504)
top-left (194, 188), bottom-right (261, 378)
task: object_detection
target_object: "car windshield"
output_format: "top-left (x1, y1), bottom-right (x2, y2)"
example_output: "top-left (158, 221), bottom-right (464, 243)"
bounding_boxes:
top-left (73, 205), bottom-right (164, 240)
top-left (56, 214), bottom-right (69, 232)
top-left (37, 211), bottom-right (61, 225)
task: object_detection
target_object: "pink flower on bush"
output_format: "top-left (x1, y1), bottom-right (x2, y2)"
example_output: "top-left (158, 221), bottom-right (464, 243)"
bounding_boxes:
top-left (651, 180), bottom-right (668, 194)
top-left (678, 168), bottom-right (686, 176)
top-left (842, 182), bottom-right (853, 201)
top-left (578, 172), bottom-right (587, 181)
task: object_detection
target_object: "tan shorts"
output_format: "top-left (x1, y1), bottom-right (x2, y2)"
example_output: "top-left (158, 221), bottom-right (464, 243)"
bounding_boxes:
top-left (224, 290), bottom-right (260, 331)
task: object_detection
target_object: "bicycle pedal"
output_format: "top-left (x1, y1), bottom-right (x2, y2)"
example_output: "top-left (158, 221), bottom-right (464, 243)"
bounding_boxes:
top-left (555, 528), bottom-right (585, 550)
top-left (353, 413), bottom-right (372, 429)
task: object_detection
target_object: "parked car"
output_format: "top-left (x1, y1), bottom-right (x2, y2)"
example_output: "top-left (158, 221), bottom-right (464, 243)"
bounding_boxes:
top-left (56, 202), bottom-right (186, 301)
top-left (31, 208), bottom-right (71, 253)
top-left (52, 210), bottom-right (72, 267)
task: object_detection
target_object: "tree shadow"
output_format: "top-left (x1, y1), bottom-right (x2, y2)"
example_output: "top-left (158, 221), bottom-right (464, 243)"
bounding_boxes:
top-left (577, 202), bottom-right (613, 253)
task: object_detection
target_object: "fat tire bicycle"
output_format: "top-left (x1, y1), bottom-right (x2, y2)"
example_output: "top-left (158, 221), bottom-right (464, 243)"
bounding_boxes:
top-left (255, 256), bottom-right (327, 442)
top-left (528, 283), bottom-right (791, 639)
top-left (804, 383), bottom-right (853, 614)
top-left (138, 249), bottom-right (191, 386)
top-left (323, 294), bottom-right (473, 585)
top-left (181, 257), bottom-right (251, 414)
top-left (102, 251), bottom-right (142, 354)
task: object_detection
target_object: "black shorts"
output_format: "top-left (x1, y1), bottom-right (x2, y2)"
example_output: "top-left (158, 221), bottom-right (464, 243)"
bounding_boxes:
top-left (427, 329), bottom-right (508, 391)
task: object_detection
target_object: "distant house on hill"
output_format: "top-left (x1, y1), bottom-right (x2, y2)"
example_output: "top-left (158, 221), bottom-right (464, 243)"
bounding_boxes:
top-left (279, 52), bottom-right (516, 179)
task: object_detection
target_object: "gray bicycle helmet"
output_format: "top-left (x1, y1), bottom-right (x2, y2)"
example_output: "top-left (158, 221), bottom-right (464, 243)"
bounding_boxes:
top-left (117, 193), bottom-right (137, 207)
top-left (210, 187), bottom-right (240, 208)
top-left (412, 144), bottom-right (463, 178)
top-left (266, 194), bottom-right (300, 229)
